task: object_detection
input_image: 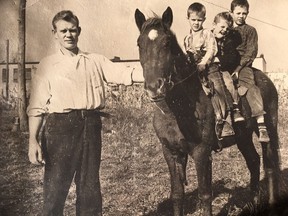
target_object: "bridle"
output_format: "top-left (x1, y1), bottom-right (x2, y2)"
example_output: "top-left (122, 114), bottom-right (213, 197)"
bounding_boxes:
top-left (148, 56), bottom-right (197, 103)
top-left (148, 71), bottom-right (174, 102)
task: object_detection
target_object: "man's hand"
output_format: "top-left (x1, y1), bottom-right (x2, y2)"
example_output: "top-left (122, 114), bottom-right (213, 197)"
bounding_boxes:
top-left (28, 116), bottom-right (44, 165)
top-left (28, 138), bottom-right (44, 165)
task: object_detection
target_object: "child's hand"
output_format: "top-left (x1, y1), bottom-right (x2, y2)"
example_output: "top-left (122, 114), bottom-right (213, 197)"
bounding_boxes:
top-left (186, 51), bottom-right (194, 63)
top-left (231, 71), bottom-right (238, 80)
top-left (231, 71), bottom-right (239, 87)
top-left (197, 64), bottom-right (206, 73)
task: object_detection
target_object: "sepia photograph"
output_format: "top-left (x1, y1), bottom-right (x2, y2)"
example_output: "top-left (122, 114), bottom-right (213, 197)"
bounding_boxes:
top-left (0, 0), bottom-right (288, 215)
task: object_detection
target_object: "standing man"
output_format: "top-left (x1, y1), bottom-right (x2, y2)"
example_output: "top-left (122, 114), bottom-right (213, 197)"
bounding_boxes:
top-left (27, 10), bottom-right (143, 215)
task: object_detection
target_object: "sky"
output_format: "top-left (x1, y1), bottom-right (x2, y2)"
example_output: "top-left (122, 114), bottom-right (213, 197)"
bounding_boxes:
top-left (1, 0), bottom-right (288, 72)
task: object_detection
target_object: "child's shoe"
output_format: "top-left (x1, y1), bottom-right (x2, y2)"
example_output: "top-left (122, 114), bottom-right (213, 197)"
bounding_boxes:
top-left (258, 126), bottom-right (270, 142)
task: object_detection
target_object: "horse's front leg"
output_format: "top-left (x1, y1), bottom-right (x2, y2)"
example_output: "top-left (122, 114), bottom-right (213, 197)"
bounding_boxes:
top-left (153, 106), bottom-right (190, 216)
top-left (192, 141), bottom-right (212, 216)
top-left (162, 146), bottom-right (188, 216)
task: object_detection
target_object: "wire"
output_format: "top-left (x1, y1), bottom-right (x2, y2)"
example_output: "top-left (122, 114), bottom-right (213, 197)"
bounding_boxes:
top-left (248, 17), bottom-right (288, 31)
top-left (201, 0), bottom-right (288, 31)
top-left (201, 0), bottom-right (228, 10)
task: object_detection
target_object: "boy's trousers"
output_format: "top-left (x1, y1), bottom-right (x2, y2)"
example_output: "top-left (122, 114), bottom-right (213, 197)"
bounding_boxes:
top-left (42, 110), bottom-right (103, 216)
top-left (206, 63), bottom-right (233, 120)
top-left (238, 66), bottom-right (265, 117)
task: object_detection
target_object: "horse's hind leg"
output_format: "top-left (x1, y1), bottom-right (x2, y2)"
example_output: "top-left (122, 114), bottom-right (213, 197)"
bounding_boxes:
top-left (261, 142), bottom-right (280, 205)
top-left (162, 145), bottom-right (188, 216)
top-left (260, 109), bottom-right (280, 204)
top-left (235, 127), bottom-right (260, 201)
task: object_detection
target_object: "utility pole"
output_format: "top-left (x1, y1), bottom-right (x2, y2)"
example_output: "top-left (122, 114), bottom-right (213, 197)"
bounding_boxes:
top-left (6, 40), bottom-right (9, 99)
top-left (17, 0), bottom-right (28, 131)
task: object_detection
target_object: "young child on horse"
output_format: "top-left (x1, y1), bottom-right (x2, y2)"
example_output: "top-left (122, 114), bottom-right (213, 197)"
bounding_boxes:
top-left (230, 0), bottom-right (270, 142)
top-left (183, 2), bottom-right (237, 139)
top-left (212, 12), bottom-right (245, 123)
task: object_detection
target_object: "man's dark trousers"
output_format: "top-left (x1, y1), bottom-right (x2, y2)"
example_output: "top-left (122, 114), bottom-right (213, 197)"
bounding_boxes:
top-left (42, 110), bottom-right (102, 216)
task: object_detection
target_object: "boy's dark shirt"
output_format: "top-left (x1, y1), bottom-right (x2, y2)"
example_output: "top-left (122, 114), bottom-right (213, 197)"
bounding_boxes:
top-left (216, 29), bottom-right (242, 73)
top-left (234, 23), bottom-right (258, 67)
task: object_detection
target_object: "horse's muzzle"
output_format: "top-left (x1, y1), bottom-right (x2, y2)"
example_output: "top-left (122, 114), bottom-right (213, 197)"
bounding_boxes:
top-left (145, 78), bottom-right (174, 102)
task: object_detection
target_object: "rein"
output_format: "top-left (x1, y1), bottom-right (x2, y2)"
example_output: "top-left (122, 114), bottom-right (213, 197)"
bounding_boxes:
top-left (172, 54), bottom-right (198, 87)
top-left (173, 70), bottom-right (196, 86)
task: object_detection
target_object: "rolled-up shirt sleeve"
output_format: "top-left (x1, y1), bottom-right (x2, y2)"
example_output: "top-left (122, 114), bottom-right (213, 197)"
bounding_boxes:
top-left (27, 51), bottom-right (143, 115)
top-left (97, 55), bottom-right (134, 85)
top-left (27, 62), bottom-right (51, 117)
top-left (200, 30), bottom-right (218, 65)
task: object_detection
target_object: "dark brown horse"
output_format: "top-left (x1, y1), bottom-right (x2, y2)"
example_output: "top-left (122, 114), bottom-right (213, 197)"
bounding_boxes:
top-left (135, 7), bottom-right (281, 216)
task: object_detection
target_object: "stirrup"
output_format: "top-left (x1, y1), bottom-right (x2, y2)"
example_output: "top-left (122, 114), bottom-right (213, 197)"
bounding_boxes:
top-left (233, 109), bottom-right (245, 122)
top-left (215, 120), bottom-right (235, 141)
top-left (215, 121), bottom-right (223, 141)
top-left (221, 120), bottom-right (235, 137)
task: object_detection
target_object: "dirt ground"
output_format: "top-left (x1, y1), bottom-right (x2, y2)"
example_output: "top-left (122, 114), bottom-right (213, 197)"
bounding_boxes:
top-left (0, 86), bottom-right (288, 216)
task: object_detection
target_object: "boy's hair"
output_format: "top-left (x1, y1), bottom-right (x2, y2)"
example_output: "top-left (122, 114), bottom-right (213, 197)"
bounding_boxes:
top-left (52, 10), bottom-right (80, 30)
top-left (187, 2), bottom-right (206, 18)
top-left (214, 12), bottom-right (233, 28)
top-left (230, 0), bottom-right (249, 12)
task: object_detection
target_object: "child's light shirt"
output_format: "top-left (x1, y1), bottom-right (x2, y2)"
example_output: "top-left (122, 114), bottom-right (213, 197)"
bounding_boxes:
top-left (184, 28), bottom-right (218, 65)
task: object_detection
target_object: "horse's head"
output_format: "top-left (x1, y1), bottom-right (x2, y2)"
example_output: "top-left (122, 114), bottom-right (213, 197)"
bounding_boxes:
top-left (135, 7), bottom-right (181, 101)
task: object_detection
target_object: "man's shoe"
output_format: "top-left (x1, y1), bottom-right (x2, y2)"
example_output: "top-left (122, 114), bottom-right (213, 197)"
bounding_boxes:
top-left (259, 128), bottom-right (270, 142)
top-left (233, 109), bottom-right (245, 122)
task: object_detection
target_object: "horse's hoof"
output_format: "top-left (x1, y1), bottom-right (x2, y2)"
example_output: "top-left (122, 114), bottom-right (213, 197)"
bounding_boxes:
top-left (195, 201), bottom-right (212, 216)
top-left (241, 193), bottom-right (261, 216)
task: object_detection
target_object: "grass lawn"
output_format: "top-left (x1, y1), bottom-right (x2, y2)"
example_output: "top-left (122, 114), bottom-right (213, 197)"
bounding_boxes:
top-left (0, 84), bottom-right (288, 216)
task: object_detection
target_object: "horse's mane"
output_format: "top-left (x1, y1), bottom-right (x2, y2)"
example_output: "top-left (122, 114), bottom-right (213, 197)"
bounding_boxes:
top-left (140, 17), bottom-right (162, 33)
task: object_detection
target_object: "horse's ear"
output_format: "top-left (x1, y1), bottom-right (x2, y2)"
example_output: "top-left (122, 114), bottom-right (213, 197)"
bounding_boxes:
top-left (135, 9), bottom-right (146, 31)
top-left (162, 7), bottom-right (173, 29)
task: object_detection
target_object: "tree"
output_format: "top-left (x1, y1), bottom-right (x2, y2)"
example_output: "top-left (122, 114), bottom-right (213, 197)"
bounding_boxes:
top-left (17, 0), bottom-right (28, 131)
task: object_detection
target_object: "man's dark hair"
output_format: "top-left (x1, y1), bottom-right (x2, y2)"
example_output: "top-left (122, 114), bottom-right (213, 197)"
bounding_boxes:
top-left (52, 10), bottom-right (80, 30)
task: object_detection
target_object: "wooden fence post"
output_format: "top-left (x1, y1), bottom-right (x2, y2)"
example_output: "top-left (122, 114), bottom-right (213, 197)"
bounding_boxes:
top-left (17, 0), bottom-right (28, 131)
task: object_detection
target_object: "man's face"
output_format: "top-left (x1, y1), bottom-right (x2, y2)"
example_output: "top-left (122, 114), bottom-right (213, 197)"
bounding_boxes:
top-left (53, 20), bottom-right (81, 51)
top-left (188, 12), bottom-right (205, 32)
top-left (213, 18), bottom-right (230, 39)
top-left (231, 6), bottom-right (248, 26)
